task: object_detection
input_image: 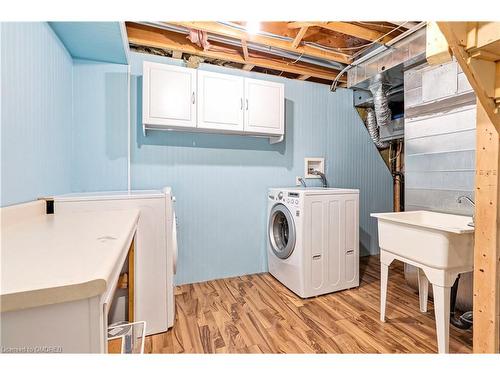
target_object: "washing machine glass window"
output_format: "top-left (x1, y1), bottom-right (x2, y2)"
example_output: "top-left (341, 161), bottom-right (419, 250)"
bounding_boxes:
top-left (268, 204), bottom-right (296, 259)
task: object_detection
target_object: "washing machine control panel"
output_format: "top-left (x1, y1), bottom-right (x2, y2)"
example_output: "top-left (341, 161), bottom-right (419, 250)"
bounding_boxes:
top-left (268, 191), bottom-right (300, 207)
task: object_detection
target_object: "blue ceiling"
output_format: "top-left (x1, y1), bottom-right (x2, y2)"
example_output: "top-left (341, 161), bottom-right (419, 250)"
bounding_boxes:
top-left (49, 22), bottom-right (129, 64)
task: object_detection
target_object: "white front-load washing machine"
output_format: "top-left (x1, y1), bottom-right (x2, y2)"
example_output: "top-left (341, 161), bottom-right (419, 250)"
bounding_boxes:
top-left (267, 188), bottom-right (360, 298)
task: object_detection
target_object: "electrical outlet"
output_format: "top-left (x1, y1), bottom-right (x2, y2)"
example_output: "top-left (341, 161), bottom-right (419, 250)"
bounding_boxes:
top-left (295, 176), bottom-right (302, 186)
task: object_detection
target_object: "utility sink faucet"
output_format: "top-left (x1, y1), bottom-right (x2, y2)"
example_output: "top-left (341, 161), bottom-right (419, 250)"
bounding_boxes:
top-left (457, 195), bottom-right (475, 227)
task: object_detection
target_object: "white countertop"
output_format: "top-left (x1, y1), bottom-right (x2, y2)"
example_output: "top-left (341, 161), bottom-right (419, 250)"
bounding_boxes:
top-left (1, 209), bottom-right (140, 312)
top-left (52, 188), bottom-right (169, 201)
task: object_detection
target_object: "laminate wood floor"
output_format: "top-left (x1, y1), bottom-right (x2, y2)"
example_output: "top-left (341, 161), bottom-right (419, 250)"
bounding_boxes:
top-left (144, 256), bottom-right (472, 353)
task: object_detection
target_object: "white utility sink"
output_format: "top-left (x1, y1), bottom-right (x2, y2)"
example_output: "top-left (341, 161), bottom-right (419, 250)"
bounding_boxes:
top-left (371, 210), bottom-right (474, 354)
top-left (371, 210), bottom-right (474, 270)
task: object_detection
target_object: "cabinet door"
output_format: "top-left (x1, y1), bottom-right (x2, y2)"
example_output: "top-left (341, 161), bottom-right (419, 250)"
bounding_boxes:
top-left (197, 70), bottom-right (244, 132)
top-left (244, 78), bottom-right (284, 135)
top-left (143, 61), bottom-right (197, 128)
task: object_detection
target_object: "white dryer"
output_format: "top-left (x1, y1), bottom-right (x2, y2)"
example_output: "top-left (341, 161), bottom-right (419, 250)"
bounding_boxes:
top-left (267, 188), bottom-right (360, 298)
top-left (52, 187), bottom-right (177, 335)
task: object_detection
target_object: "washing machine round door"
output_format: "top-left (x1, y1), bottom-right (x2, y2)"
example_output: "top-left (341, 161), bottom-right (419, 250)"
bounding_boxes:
top-left (268, 204), bottom-right (296, 259)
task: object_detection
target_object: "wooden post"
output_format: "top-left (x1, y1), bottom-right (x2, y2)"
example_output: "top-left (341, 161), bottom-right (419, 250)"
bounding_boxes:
top-left (426, 21), bottom-right (452, 65)
top-left (474, 99), bottom-right (500, 353)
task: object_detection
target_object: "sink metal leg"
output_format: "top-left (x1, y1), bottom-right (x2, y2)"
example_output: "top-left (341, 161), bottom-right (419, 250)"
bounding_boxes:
top-left (380, 263), bottom-right (389, 322)
top-left (418, 268), bottom-right (429, 313)
top-left (432, 284), bottom-right (451, 354)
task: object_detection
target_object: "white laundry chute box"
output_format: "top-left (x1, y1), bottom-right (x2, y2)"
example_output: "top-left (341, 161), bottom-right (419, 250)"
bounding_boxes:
top-left (267, 187), bottom-right (360, 298)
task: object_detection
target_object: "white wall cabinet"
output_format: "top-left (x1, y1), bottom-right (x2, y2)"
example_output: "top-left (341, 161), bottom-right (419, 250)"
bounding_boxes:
top-left (197, 70), bottom-right (244, 132)
top-left (143, 62), bottom-right (197, 129)
top-left (142, 62), bottom-right (285, 143)
top-left (244, 78), bottom-right (284, 136)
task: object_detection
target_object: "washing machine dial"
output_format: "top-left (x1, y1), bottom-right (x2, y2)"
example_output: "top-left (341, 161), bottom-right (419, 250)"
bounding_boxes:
top-left (278, 192), bottom-right (283, 200)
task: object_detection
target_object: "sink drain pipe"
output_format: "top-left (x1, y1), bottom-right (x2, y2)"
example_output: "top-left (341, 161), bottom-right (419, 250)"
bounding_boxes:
top-left (450, 275), bottom-right (473, 330)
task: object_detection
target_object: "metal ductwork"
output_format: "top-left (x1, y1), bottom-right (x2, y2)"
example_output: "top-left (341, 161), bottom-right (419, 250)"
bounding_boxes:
top-left (369, 75), bottom-right (392, 128)
top-left (360, 74), bottom-right (392, 150)
top-left (346, 25), bottom-right (427, 90)
top-left (347, 25), bottom-right (427, 150)
top-left (365, 108), bottom-right (389, 149)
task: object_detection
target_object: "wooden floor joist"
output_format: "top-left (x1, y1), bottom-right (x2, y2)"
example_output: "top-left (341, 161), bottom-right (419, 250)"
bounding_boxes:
top-left (288, 21), bottom-right (393, 44)
top-left (291, 26), bottom-right (309, 49)
top-left (126, 23), bottom-right (344, 82)
top-left (166, 21), bottom-right (350, 64)
top-left (241, 39), bottom-right (249, 61)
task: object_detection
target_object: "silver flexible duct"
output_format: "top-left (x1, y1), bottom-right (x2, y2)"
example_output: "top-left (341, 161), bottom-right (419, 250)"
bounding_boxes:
top-left (366, 108), bottom-right (389, 149)
top-left (369, 77), bottom-right (392, 128)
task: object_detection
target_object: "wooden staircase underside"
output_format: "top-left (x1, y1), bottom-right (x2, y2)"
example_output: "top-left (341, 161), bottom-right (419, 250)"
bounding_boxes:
top-left (428, 22), bottom-right (499, 130)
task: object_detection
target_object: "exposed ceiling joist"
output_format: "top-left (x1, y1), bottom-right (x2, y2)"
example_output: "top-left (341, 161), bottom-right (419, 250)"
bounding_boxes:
top-left (288, 21), bottom-right (393, 43)
top-left (242, 64), bottom-right (254, 71)
top-left (241, 39), bottom-right (249, 60)
top-left (126, 23), bottom-right (345, 82)
top-left (297, 75), bottom-right (310, 80)
top-left (165, 21), bottom-right (350, 64)
top-left (292, 26), bottom-right (309, 48)
top-left (389, 21), bottom-right (421, 29)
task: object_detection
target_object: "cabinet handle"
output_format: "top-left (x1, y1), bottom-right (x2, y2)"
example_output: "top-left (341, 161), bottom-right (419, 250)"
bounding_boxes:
top-left (240, 98), bottom-right (243, 110)
top-left (192, 92), bottom-right (195, 104)
top-left (246, 99), bottom-right (248, 110)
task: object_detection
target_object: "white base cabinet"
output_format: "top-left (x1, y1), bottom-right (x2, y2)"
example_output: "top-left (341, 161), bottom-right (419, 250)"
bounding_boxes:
top-left (1, 296), bottom-right (104, 353)
top-left (142, 61), bottom-right (285, 142)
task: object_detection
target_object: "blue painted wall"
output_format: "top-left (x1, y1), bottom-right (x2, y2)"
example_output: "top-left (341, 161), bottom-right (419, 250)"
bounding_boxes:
top-left (325, 92), bottom-right (392, 261)
top-left (127, 52), bottom-right (393, 285)
top-left (0, 21), bottom-right (392, 285)
top-left (1, 23), bottom-right (73, 206)
top-left (71, 59), bottom-right (129, 192)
